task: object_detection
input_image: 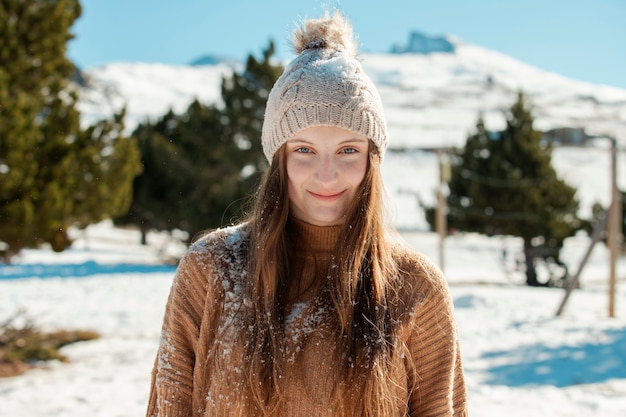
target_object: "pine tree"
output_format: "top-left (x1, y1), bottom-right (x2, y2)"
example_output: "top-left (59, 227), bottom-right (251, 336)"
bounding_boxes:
top-left (118, 41), bottom-right (283, 243)
top-left (175, 99), bottom-right (244, 237)
top-left (71, 110), bottom-right (142, 228)
top-left (440, 92), bottom-right (581, 286)
top-left (117, 110), bottom-right (187, 242)
top-left (0, 0), bottom-right (141, 260)
top-left (215, 40), bottom-right (284, 218)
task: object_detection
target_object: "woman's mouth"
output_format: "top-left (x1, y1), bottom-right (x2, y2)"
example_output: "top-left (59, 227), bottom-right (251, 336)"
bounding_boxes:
top-left (309, 191), bottom-right (344, 201)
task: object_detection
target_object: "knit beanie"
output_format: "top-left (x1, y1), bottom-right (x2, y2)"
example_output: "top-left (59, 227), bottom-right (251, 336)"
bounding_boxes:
top-left (261, 12), bottom-right (388, 161)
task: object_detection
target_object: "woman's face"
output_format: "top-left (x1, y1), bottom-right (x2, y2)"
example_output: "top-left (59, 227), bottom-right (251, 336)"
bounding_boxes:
top-left (285, 126), bottom-right (369, 226)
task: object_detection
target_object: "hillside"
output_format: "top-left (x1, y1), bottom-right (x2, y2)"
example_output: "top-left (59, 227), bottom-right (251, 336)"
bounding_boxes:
top-left (77, 36), bottom-right (626, 148)
top-left (75, 36), bottom-right (626, 229)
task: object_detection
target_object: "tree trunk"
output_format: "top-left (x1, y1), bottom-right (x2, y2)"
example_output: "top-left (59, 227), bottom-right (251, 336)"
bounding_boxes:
top-left (140, 227), bottom-right (147, 246)
top-left (523, 239), bottom-right (542, 287)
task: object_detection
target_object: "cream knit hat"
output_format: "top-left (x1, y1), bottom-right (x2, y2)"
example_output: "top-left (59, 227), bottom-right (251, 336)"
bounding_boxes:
top-left (261, 12), bottom-right (388, 161)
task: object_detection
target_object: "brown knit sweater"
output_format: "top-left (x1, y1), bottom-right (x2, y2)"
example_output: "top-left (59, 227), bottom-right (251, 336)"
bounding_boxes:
top-left (146, 220), bottom-right (467, 417)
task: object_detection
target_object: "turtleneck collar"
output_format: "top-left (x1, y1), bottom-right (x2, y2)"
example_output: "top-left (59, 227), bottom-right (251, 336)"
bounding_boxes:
top-left (288, 217), bottom-right (342, 256)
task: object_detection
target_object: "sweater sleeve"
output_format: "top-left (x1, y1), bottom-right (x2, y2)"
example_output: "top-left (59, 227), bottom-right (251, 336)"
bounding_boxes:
top-left (405, 259), bottom-right (468, 417)
top-left (146, 247), bottom-right (210, 417)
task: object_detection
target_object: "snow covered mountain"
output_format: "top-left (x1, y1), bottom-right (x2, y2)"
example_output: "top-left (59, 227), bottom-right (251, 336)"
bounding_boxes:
top-left (77, 34), bottom-right (626, 149)
top-left (75, 35), bottom-right (626, 229)
top-left (77, 61), bottom-right (235, 131)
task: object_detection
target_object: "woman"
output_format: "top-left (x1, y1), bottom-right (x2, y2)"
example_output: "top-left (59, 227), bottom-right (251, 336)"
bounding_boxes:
top-left (147, 11), bottom-right (467, 417)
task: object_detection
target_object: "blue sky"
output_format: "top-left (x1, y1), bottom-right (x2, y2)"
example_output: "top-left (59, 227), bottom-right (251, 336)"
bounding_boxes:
top-left (68, 0), bottom-right (626, 89)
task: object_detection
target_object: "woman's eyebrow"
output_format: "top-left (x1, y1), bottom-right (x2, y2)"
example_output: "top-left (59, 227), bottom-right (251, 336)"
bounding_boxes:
top-left (341, 137), bottom-right (368, 143)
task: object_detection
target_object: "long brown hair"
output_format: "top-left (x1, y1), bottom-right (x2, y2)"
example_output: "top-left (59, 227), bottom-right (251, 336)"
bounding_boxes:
top-left (244, 143), bottom-right (406, 416)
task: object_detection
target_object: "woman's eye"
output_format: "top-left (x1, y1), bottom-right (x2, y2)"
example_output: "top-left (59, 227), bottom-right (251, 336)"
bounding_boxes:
top-left (296, 147), bottom-right (312, 153)
top-left (341, 147), bottom-right (358, 154)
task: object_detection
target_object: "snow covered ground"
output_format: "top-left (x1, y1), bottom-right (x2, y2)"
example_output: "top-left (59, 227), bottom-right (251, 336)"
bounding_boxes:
top-left (0, 215), bottom-right (625, 417)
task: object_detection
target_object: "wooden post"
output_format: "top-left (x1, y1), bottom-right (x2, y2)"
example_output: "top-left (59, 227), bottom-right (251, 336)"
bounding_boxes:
top-left (435, 149), bottom-right (450, 272)
top-left (556, 212), bottom-right (608, 316)
top-left (556, 135), bottom-right (621, 318)
top-left (608, 138), bottom-right (621, 318)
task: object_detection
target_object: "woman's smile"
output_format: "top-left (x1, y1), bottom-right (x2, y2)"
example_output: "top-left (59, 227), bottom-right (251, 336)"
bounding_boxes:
top-left (309, 190), bottom-right (344, 200)
top-left (285, 126), bottom-right (369, 226)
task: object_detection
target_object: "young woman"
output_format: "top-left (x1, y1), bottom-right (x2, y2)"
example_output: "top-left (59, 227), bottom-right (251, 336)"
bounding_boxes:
top-left (147, 11), bottom-right (467, 417)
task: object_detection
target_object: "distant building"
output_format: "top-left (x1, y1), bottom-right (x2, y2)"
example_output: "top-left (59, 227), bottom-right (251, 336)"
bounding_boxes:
top-left (542, 127), bottom-right (592, 146)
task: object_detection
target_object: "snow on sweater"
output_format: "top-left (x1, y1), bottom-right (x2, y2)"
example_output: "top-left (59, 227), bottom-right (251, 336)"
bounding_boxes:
top-left (146, 220), bottom-right (467, 417)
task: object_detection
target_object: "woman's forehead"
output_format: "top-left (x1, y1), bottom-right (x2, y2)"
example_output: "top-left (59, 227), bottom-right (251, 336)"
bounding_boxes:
top-left (288, 126), bottom-right (369, 142)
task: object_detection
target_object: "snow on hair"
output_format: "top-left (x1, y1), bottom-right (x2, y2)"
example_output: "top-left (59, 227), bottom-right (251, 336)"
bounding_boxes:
top-left (292, 11), bottom-right (358, 57)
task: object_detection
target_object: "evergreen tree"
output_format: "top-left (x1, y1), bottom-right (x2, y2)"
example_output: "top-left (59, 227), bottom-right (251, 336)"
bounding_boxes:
top-left (176, 100), bottom-right (244, 237)
top-left (0, 0), bottom-right (141, 260)
top-left (71, 110), bottom-right (142, 228)
top-left (118, 42), bottom-right (283, 243)
top-left (219, 41), bottom-right (284, 184)
top-left (118, 110), bottom-right (188, 242)
top-left (435, 92), bottom-right (581, 286)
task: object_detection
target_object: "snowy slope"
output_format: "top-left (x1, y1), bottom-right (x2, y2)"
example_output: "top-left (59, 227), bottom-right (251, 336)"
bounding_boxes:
top-left (78, 62), bottom-right (236, 130)
top-left (367, 40), bottom-right (626, 149)
top-left (77, 36), bottom-right (626, 149)
top-left (75, 37), bottom-right (626, 230)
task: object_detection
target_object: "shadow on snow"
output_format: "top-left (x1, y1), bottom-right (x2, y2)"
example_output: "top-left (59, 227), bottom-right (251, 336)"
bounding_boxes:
top-left (0, 260), bottom-right (176, 280)
top-left (482, 327), bottom-right (626, 387)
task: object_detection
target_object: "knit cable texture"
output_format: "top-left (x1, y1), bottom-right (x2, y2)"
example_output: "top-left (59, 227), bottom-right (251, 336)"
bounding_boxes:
top-left (146, 222), bottom-right (467, 417)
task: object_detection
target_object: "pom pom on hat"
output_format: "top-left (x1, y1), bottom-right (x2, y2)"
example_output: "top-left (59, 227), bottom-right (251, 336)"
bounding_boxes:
top-left (292, 11), bottom-right (358, 57)
top-left (261, 11), bottom-right (388, 162)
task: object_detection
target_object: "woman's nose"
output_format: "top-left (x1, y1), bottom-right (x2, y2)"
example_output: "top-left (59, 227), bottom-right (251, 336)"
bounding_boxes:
top-left (315, 156), bottom-right (337, 183)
